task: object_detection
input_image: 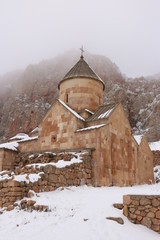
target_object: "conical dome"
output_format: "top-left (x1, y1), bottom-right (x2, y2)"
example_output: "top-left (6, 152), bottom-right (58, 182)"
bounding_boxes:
top-left (58, 55), bottom-right (105, 112)
top-left (58, 56), bottom-right (105, 90)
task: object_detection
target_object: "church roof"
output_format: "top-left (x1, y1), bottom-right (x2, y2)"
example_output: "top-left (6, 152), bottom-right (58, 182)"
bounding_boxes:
top-left (86, 103), bottom-right (117, 122)
top-left (58, 56), bottom-right (105, 90)
top-left (57, 99), bottom-right (85, 121)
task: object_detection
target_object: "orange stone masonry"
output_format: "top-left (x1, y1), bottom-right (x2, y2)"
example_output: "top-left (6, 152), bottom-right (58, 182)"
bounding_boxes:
top-left (0, 53), bottom-right (154, 194)
top-left (59, 78), bottom-right (104, 112)
top-left (123, 195), bottom-right (160, 234)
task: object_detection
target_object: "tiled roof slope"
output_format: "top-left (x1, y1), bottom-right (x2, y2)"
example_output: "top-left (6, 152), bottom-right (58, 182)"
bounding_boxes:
top-left (87, 103), bottom-right (116, 122)
top-left (58, 56), bottom-right (105, 90)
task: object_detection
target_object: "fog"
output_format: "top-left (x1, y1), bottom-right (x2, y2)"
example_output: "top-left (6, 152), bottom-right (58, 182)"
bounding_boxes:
top-left (0, 0), bottom-right (160, 77)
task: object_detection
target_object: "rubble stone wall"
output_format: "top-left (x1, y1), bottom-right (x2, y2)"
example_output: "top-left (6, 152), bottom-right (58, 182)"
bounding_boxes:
top-left (152, 151), bottom-right (160, 166)
top-left (123, 195), bottom-right (160, 234)
top-left (0, 151), bottom-right (92, 208)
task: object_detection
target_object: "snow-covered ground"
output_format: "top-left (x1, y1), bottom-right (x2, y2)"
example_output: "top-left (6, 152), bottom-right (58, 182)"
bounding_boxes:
top-left (154, 165), bottom-right (160, 182)
top-left (150, 140), bottom-right (160, 151)
top-left (0, 184), bottom-right (160, 240)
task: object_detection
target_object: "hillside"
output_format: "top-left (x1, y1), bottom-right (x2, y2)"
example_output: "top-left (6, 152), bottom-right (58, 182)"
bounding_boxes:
top-left (0, 184), bottom-right (160, 240)
top-left (0, 49), bottom-right (160, 142)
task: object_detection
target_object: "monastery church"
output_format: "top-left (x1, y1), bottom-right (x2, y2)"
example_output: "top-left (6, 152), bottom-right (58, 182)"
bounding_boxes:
top-left (0, 52), bottom-right (154, 187)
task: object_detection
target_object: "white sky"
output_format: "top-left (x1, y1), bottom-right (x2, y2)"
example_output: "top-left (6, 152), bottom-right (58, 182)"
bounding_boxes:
top-left (0, 0), bottom-right (160, 77)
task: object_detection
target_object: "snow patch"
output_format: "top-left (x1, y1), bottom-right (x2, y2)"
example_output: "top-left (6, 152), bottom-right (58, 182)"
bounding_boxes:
top-left (98, 108), bottom-right (114, 119)
top-left (0, 185), bottom-right (160, 240)
top-left (26, 155), bottom-right (82, 169)
top-left (154, 165), bottom-right (160, 182)
top-left (9, 133), bottom-right (29, 141)
top-left (0, 141), bottom-right (19, 151)
top-left (14, 172), bottom-right (44, 184)
top-left (76, 124), bottom-right (106, 132)
top-left (134, 135), bottom-right (143, 145)
top-left (149, 141), bottom-right (160, 151)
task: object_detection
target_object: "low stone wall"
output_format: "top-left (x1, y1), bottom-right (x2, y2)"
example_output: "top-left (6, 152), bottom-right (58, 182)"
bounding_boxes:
top-left (0, 149), bottom-right (17, 171)
top-left (152, 151), bottom-right (160, 166)
top-left (123, 195), bottom-right (160, 233)
top-left (0, 180), bottom-right (28, 208)
top-left (18, 139), bottom-right (39, 153)
top-left (0, 151), bottom-right (92, 208)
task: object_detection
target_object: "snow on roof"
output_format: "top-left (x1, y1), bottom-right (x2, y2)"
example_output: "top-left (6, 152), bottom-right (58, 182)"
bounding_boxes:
top-left (149, 141), bottom-right (160, 151)
top-left (84, 109), bottom-right (94, 115)
top-left (76, 124), bottom-right (106, 132)
top-left (87, 103), bottom-right (116, 122)
top-left (134, 135), bottom-right (143, 145)
top-left (9, 133), bottom-right (29, 141)
top-left (30, 127), bottom-right (39, 134)
top-left (0, 134), bottom-right (38, 151)
top-left (0, 141), bottom-right (18, 151)
top-left (98, 108), bottom-right (114, 119)
top-left (18, 136), bottom-right (38, 143)
top-left (57, 99), bottom-right (85, 121)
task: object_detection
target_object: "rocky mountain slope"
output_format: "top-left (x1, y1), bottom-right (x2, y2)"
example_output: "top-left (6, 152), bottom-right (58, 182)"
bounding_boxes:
top-left (0, 50), bottom-right (159, 142)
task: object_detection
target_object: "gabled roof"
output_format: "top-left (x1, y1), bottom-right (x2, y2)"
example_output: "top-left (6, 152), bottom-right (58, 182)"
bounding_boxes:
top-left (57, 99), bottom-right (85, 121)
top-left (58, 56), bottom-right (105, 90)
top-left (86, 103), bottom-right (116, 122)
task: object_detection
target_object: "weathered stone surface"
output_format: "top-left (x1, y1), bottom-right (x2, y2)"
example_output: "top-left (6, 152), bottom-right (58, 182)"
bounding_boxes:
top-left (140, 197), bottom-right (151, 206)
top-left (152, 198), bottom-right (160, 207)
top-left (7, 205), bottom-right (14, 211)
top-left (106, 217), bottom-right (124, 225)
top-left (113, 203), bottom-right (124, 210)
top-left (27, 200), bottom-right (36, 206)
top-left (152, 224), bottom-right (160, 232)
top-left (141, 217), bottom-right (152, 228)
top-left (123, 196), bottom-right (131, 205)
top-left (152, 218), bottom-right (160, 225)
top-left (156, 211), bottom-right (160, 219)
top-left (137, 215), bottom-right (142, 221)
top-left (123, 205), bottom-right (128, 217)
top-left (146, 212), bottom-right (155, 218)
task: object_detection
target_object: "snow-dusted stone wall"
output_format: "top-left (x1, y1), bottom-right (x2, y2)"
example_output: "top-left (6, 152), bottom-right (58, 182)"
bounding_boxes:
top-left (152, 151), bottom-right (160, 166)
top-left (0, 151), bottom-right (92, 208)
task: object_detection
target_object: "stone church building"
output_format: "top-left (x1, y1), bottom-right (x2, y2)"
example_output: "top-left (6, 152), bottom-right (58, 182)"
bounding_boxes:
top-left (0, 54), bottom-right (154, 187)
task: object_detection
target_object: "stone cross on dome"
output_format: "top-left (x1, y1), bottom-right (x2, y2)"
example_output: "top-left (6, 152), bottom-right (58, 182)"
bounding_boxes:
top-left (80, 45), bottom-right (84, 59)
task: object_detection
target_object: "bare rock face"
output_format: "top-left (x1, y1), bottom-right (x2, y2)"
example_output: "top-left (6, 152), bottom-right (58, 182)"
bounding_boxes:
top-left (0, 49), bottom-right (160, 142)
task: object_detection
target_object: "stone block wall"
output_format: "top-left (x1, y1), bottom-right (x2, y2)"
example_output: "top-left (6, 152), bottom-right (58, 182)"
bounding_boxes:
top-left (137, 137), bottom-right (154, 184)
top-left (18, 139), bottom-right (39, 153)
top-left (152, 151), bottom-right (160, 166)
top-left (123, 195), bottom-right (160, 233)
top-left (59, 78), bottom-right (104, 112)
top-left (0, 180), bottom-right (27, 208)
top-left (0, 151), bottom-right (92, 208)
top-left (0, 149), bottom-right (17, 171)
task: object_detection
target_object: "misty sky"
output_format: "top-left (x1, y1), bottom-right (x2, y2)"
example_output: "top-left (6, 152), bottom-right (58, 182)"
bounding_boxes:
top-left (0, 0), bottom-right (160, 77)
